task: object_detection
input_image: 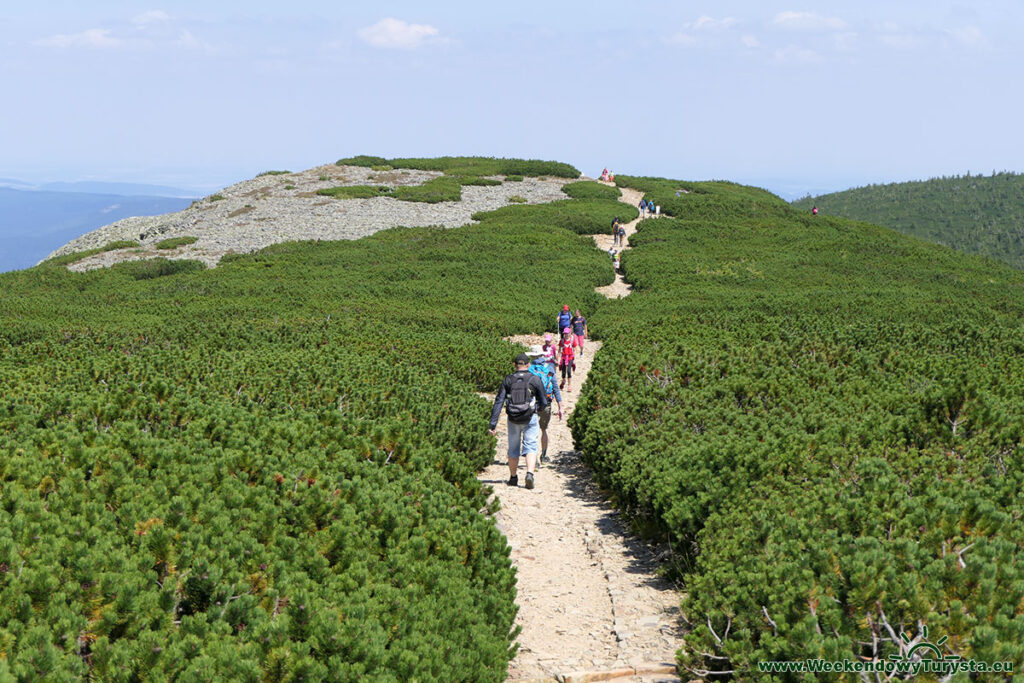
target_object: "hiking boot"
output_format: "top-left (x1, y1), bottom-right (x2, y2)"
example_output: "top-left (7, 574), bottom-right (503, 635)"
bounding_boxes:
top-left (507, 475), bottom-right (518, 487)
top-left (525, 472), bottom-right (535, 490)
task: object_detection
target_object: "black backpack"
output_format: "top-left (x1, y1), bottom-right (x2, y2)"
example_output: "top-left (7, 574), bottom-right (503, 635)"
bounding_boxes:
top-left (505, 371), bottom-right (535, 424)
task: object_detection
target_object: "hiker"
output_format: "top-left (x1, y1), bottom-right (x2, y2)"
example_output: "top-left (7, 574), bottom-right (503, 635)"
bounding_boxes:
top-left (647, 199), bottom-right (656, 215)
top-left (489, 353), bottom-right (549, 489)
top-left (571, 309), bottom-right (588, 356)
top-left (812, 205), bottom-right (819, 216)
top-left (617, 222), bottom-right (627, 246)
top-left (527, 345), bottom-right (563, 463)
top-left (600, 168), bottom-right (610, 182)
top-left (608, 246), bottom-right (616, 260)
top-left (556, 305), bottom-right (572, 335)
top-left (612, 217), bottom-right (621, 246)
top-left (614, 253), bottom-right (620, 270)
top-left (558, 327), bottom-right (576, 391)
top-left (638, 197), bottom-right (646, 218)
top-left (541, 333), bottom-right (558, 374)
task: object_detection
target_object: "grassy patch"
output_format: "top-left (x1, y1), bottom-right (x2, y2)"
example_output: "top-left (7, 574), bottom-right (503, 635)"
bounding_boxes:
top-left (228, 205), bottom-right (255, 218)
top-left (208, 194), bottom-right (225, 202)
top-left (507, 195), bottom-right (527, 204)
top-left (504, 175), bottom-right (523, 182)
top-left (337, 155), bottom-right (579, 178)
top-left (43, 240), bottom-right (142, 267)
top-left (155, 236), bottom-right (198, 250)
top-left (317, 185), bottom-right (393, 199)
top-left (257, 170), bottom-right (291, 177)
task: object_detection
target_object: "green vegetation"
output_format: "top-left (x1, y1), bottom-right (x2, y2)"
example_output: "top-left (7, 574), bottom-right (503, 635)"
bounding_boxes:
top-left (257, 170), bottom-right (291, 177)
top-left (561, 180), bottom-right (621, 201)
top-left (570, 174), bottom-right (1024, 676)
top-left (336, 155), bottom-right (579, 178)
top-left (369, 165), bottom-right (393, 172)
top-left (284, 184), bottom-right (295, 190)
top-left (504, 175), bottom-right (523, 182)
top-left (208, 194), bottom-right (225, 202)
top-left (0, 168), bottom-right (612, 679)
top-left (316, 185), bottom-right (393, 200)
top-left (319, 176), bottom-right (502, 204)
top-left (473, 199), bottom-right (637, 235)
top-left (43, 241), bottom-right (142, 268)
top-left (114, 258), bottom-right (207, 280)
top-left (155, 236), bottom-right (198, 250)
top-left (794, 172), bottom-right (1024, 269)
top-left (506, 195), bottom-right (527, 204)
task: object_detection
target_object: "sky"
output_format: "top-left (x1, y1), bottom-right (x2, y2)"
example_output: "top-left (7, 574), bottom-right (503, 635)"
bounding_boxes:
top-left (1, 1), bottom-right (1021, 198)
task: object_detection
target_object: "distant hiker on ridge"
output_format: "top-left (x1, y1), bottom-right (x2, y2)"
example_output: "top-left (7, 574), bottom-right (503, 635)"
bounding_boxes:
top-left (638, 197), bottom-right (647, 218)
top-left (489, 353), bottom-right (549, 489)
top-left (812, 205), bottom-right (819, 216)
top-left (612, 217), bottom-right (622, 246)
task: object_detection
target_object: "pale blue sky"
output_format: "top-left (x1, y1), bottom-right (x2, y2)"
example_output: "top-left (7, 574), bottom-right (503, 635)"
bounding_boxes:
top-left (1, 1), bottom-right (1021, 197)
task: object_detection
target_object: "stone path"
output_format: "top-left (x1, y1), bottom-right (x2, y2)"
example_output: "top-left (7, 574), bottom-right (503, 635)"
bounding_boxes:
top-left (479, 185), bottom-right (683, 683)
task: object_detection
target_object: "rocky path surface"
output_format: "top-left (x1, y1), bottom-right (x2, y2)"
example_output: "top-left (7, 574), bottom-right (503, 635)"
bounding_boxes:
top-left (480, 181), bottom-right (683, 683)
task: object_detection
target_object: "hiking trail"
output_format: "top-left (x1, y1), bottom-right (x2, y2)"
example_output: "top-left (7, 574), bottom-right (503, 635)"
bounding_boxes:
top-left (479, 185), bottom-right (682, 682)
top-left (593, 185), bottom-right (653, 299)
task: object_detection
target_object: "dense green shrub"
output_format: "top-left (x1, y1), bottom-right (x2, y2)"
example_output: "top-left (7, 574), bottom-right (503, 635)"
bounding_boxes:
top-left (316, 185), bottom-right (393, 199)
top-left (337, 155), bottom-right (579, 178)
top-left (112, 258), bottom-right (207, 280)
top-left (474, 199), bottom-right (637, 235)
top-left (335, 155), bottom-right (388, 167)
top-left (155, 236), bottom-right (198, 250)
top-left (504, 175), bottom-right (523, 182)
top-left (572, 176), bottom-right (1024, 676)
top-left (562, 180), bottom-right (621, 200)
top-left (0, 181), bottom-right (611, 679)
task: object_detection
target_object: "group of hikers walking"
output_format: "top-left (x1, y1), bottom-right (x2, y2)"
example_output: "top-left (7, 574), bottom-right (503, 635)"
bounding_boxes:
top-left (488, 306), bottom-right (588, 489)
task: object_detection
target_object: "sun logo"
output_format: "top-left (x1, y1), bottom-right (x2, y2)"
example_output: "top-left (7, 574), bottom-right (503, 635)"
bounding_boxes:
top-left (889, 626), bottom-right (961, 662)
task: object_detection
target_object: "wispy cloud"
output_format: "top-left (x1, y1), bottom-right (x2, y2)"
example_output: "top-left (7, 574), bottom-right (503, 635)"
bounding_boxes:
top-left (948, 25), bottom-right (985, 48)
top-left (133, 10), bottom-right (171, 27)
top-left (741, 34), bottom-right (760, 48)
top-left (357, 18), bottom-right (440, 49)
top-left (773, 44), bottom-right (822, 64)
top-left (35, 28), bottom-right (123, 49)
top-left (689, 16), bottom-right (736, 31)
top-left (667, 16), bottom-right (737, 47)
top-left (772, 11), bottom-right (848, 32)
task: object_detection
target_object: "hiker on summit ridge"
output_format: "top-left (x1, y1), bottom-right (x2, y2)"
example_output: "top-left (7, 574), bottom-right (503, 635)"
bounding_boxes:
top-left (489, 353), bottom-right (549, 489)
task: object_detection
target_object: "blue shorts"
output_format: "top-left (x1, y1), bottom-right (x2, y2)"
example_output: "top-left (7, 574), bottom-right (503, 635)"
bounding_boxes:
top-left (507, 414), bottom-right (540, 460)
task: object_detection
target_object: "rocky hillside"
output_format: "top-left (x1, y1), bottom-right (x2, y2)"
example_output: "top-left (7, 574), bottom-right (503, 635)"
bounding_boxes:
top-left (44, 163), bottom-right (574, 271)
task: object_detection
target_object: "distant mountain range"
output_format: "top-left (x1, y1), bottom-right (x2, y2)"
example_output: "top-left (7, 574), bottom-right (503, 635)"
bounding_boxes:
top-left (793, 172), bottom-right (1024, 269)
top-left (0, 184), bottom-right (196, 272)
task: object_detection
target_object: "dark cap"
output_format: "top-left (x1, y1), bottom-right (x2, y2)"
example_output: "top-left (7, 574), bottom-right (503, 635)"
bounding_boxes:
top-left (514, 353), bottom-right (531, 365)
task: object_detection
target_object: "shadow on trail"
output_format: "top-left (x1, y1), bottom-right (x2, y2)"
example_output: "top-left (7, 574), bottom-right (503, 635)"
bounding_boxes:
top-left (546, 448), bottom-right (682, 595)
